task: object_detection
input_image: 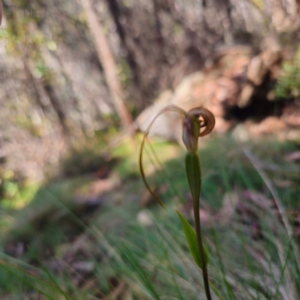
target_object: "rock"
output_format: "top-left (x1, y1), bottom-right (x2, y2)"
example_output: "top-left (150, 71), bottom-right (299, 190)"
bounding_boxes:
top-left (214, 117), bottom-right (233, 133)
top-left (249, 117), bottom-right (285, 136)
top-left (172, 72), bottom-right (206, 107)
top-left (137, 210), bottom-right (153, 226)
top-left (247, 56), bottom-right (265, 86)
top-left (238, 83), bottom-right (255, 108)
top-left (136, 45), bottom-right (282, 143)
top-left (281, 105), bottom-right (300, 127)
top-left (215, 77), bottom-right (240, 105)
top-left (136, 100), bottom-right (182, 142)
top-left (231, 124), bottom-right (251, 142)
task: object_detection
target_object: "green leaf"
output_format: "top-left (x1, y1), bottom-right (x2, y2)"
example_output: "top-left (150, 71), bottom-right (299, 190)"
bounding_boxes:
top-left (176, 210), bottom-right (208, 269)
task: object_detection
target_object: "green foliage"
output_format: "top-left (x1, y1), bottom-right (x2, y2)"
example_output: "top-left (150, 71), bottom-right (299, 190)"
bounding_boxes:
top-left (176, 210), bottom-right (208, 269)
top-left (0, 259), bottom-right (78, 300)
top-left (0, 134), bottom-right (300, 299)
top-left (118, 243), bottom-right (161, 300)
top-left (0, 169), bottom-right (39, 209)
top-left (276, 47), bottom-right (300, 99)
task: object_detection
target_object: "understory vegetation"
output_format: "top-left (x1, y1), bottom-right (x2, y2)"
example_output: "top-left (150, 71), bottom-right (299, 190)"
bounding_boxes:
top-left (0, 132), bottom-right (299, 299)
top-left (1, 1), bottom-right (300, 298)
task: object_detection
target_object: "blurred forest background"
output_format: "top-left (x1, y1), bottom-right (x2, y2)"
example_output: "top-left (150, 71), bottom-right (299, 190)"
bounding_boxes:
top-left (1, 0), bottom-right (300, 299)
top-left (1, 0), bottom-right (300, 180)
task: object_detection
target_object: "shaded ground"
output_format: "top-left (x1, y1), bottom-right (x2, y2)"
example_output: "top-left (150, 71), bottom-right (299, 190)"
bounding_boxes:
top-left (0, 130), bottom-right (300, 299)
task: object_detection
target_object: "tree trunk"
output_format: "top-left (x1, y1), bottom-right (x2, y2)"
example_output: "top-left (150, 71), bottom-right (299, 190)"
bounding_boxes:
top-left (80, 0), bottom-right (132, 130)
top-left (104, 0), bottom-right (141, 88)
top-left (52, 50), bottom-right (90, 137)
top-left (5, 0), bottom-right (69, 136)
top-left (22, 58), bottom-right (49, 114)
top-left (152, 0), bottom-right (168, 64)
top-left (42, 81), bottom-right (69, 136)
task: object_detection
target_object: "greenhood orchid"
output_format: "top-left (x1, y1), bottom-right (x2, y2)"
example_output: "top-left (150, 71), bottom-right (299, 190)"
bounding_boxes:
top-left (139, 105), bottom-right (217, 300)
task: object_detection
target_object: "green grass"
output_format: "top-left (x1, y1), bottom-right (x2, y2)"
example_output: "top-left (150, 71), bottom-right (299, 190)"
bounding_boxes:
top-left (0, 134), bottom-right (299, 299)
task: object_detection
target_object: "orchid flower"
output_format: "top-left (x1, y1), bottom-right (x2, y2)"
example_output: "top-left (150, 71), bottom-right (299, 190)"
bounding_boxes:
top-left (139, 105), bottom-right (218, 300)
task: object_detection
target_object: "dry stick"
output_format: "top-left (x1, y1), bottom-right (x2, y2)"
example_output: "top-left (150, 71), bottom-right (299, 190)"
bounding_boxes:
top-left (243, 148), bottom-right (300, 272)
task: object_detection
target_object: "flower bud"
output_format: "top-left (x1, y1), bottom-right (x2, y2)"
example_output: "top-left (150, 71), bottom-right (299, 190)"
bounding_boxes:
top-left (182, 115), bottom-right (200, 152)
top-left (182, 107), bottom-right (215, 152)
top-left (139, 104), bottom-right (215, 208)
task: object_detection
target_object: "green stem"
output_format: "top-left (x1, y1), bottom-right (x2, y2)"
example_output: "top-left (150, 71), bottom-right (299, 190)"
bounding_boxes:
top-left (193, 194), bottom-right (212, 300)
top-left (186, 151), bottom-right (212, 300)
